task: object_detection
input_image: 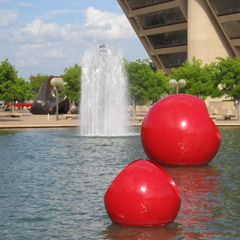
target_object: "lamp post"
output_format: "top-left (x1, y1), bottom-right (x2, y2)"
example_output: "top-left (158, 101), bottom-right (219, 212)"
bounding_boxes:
top-left (100, 43), bottom-right (107, 58)
top-left (50, 77), bottom-right (64, 121)
top-left (169, 79), bottom-right (186, 94)
top-left (235, 100), bottom-right (239, 120)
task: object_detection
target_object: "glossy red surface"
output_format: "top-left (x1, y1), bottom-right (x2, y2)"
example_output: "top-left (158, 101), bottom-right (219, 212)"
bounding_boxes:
top-left (104, 159), bottom-right (181, 226)
top-left (141, 94), bottom-right (222, 166)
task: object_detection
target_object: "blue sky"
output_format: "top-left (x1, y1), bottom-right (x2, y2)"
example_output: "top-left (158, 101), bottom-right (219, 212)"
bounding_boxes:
top-left (0, 0), bottom-right (148, 80)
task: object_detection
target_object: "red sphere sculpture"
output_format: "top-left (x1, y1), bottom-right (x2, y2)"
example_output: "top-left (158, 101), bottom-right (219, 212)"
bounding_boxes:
top-left (104, 159), bottom-right (181, 226)
top-left (141, 94), bottom-right (222, 166)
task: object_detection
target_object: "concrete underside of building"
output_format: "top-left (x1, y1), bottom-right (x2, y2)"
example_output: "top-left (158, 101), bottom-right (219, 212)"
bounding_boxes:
top-left (118, 0), bottom-right (240, 118)
top-left (118, 0), bottom-right (240, 73)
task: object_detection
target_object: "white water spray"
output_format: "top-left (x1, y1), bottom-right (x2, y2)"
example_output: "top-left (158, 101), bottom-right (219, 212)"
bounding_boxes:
top-left (80, 44), bottom-right (129, 136)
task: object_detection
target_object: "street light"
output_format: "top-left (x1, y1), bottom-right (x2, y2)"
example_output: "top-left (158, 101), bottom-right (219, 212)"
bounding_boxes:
top-left (169, 79), bottom-right (186, 94)
top-left (51, 77), bottom-right (64, 121)
top-left (235, 100), bottom-right (239, 120)
top-left (100, 43), bottom-right (107, 58)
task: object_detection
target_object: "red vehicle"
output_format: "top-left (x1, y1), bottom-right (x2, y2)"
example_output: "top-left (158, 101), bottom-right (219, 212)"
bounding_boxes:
top-left (7, 101), bottom-right (32, 108)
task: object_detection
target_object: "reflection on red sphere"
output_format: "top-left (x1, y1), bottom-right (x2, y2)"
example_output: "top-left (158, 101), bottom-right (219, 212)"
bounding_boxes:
top-left (104, 159), bottom-right (181, 226)
top-left (141, 94), bottom-right (222, 166)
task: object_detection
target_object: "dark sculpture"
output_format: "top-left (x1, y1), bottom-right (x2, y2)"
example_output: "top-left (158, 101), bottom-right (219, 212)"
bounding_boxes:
top-left (30, 76), bottom-right (69, 115)
top-left (71, 106), bottom-right (79, 114)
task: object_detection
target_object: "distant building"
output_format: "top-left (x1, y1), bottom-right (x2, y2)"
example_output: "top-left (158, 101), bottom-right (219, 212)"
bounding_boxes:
top-left (118, 0), bottom-right (240, 73)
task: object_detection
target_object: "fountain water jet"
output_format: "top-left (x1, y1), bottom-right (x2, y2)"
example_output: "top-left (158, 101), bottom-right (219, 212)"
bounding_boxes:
top-left (80, 44), bottom-right (129, 136)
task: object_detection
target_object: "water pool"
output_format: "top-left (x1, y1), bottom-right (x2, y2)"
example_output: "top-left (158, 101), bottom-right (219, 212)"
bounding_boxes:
top-left (0, 128), bottom-right (239, 239)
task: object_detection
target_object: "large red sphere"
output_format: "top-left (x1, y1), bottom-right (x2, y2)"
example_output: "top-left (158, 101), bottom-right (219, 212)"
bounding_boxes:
top-left (104, 159), bottom-right (181, 226)
top-left (141, 94), bottom-right (222, 166)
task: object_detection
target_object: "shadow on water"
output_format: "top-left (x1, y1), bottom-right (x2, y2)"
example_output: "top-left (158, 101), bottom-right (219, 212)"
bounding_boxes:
top-left (102, 223), bottom-right (181, 240)
top-left (0, 129), bottom-right (22, 136)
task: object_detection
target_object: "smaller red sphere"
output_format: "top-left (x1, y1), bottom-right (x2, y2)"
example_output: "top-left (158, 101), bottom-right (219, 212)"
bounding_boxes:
top-left (104, 159), bottom-right (181, 226)
top-left (141, 94), bottom-right (222, 166)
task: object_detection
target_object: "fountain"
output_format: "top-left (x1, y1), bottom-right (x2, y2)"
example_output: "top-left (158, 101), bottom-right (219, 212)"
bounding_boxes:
top-left (80, 44), bottom-right (129, 136)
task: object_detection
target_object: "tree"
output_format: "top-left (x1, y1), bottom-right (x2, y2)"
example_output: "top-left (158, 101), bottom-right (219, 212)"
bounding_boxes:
top-left (147, 69), bottom-right (170, 103)
top-left (170, 57), bottom-right (221, 99)
top-left (0, 59), bottom-right (18, 101)
top-left (15, 78), bottom-right (33, 106)
top-left (1, 80), bottom-right (16, 105)
top-left (211, 57), bottom-right (240, 100)
top-left (30, 73), bottom-right (49, 98)
top-left (125, 59), bottom-right (169, 116)
top-left (62, 64), bottom-right (81, 105)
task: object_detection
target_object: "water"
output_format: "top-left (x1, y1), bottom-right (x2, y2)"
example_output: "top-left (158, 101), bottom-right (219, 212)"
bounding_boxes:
top-left (0, 127), bottom-right (239, 239)
top-left (80, 44), bottom-right (129, 136)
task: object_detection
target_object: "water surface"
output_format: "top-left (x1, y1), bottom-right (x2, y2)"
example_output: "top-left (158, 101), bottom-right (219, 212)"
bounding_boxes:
top-left (0, 128), bottom-right (239, 239)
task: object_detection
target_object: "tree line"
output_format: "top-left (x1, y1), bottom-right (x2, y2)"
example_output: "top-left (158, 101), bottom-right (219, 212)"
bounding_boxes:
top-left (0, 56), bottom-right (239, 108)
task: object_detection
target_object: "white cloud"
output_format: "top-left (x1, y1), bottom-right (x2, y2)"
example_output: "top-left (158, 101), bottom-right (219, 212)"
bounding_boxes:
top-left (16, 43), bottom-right (77, 68)
top-left (0, 6), bottom-right (138, 78)
top-left (1, 7), bottom-right (135, 44)
top-left (39, 9), bottom-right (83, 20)
top-left (17, 43), bottom-right (64, 57)
top-left (0, 10), bottom-right (18, 28)
top-left (0, 0), bottom-right (10, 3)
top-left (18, 57), bottom-right (40, 67)
top-left (14, 19), bottom-right (72, 43)
top-left (84, 7), bottom-right (135, 40)
top-left (42, 47), bottom-right (65, 58)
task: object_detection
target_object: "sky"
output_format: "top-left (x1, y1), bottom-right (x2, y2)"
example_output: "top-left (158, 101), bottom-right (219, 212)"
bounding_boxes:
top-left (0, 0), bottom-right (149, 80)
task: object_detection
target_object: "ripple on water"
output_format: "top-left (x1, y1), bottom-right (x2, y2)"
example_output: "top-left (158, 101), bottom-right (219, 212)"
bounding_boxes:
top-left (0, 127), bottom-right (239, 239)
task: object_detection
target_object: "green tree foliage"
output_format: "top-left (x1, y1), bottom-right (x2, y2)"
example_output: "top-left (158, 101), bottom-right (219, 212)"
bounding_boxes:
top-left (125, 59), bottom-right (169, 105)
top-left (125, 59), bottom-right (169, 118)
top-left (30, 73), bottom-right (49, 98)
top-left (170, 57), bottom-right (221, 99)
top-left (0, 59), bottom-right (33, 108)
top-left (15, 78), bottom-right (33, 102)
top-left (0, 59), bottom-right (18, 102)
top-left (148, 69), bottom-right (170, 102)
top-left (211, 57), bottom-right (240, 100)
top-left (63, 64), bottom-right (81, 105)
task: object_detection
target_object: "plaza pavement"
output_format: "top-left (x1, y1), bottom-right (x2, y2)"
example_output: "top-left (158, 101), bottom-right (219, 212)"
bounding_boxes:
top-left (0, 109), bottom-right (239, 130)
top-left (0, 110), bottom-right (142, 129)
top-left (0, 110), bottom-right (80, 129)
